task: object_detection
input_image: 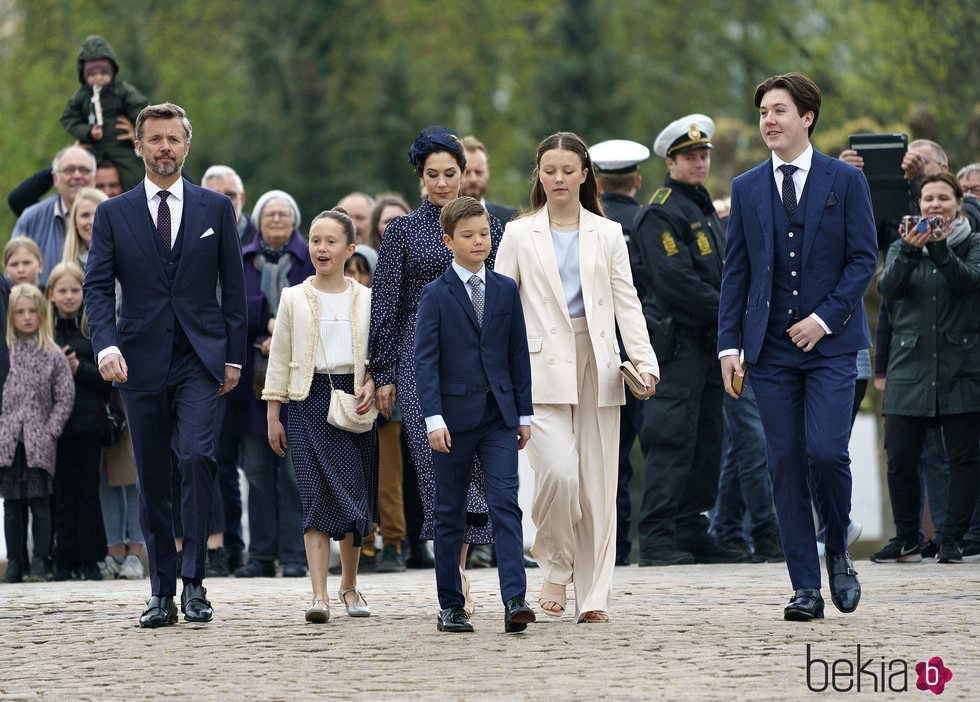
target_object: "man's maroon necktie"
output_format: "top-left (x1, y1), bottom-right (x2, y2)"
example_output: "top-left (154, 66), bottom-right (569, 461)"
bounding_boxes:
top-left (157, 190), bottom-right (171, 249)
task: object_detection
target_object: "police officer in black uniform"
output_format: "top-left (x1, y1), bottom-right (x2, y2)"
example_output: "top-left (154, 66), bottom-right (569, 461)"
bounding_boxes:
top-left (630, 114), bottom-right (744, 566)
top-left (590, 139), bottom-right (650, 566)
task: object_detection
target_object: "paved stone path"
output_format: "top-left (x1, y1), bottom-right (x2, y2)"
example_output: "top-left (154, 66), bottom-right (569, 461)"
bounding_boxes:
top-left (1, 561), bottom-right (977, 700)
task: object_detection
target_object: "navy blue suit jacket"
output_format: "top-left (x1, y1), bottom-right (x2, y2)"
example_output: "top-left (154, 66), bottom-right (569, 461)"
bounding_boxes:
top-left (717, 150), bottom-right (878, 363)
top-left (84, 178), bottom-right (247, 392)
top-left (414, 267), bottom-right (533, 433)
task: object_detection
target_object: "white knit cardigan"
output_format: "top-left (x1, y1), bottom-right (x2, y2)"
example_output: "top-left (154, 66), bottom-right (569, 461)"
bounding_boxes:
top-left (261, 276), bottom-right (372, 402)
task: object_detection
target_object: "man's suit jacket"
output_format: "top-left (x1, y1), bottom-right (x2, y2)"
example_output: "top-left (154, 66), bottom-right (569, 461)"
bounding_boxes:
top-left (717, 150), bottom-right (878, 364)
top-left (495, 206), bottom-right (659, 407)
top-left (84, 178), bottom-right (247, 392)
top-left (414, 267), bottom-right (532, 433)
top-left (486, 201), bottom-right (517, 226)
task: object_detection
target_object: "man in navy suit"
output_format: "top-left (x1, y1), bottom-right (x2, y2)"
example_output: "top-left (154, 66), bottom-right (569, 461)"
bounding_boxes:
top-left (84, 103), bottom-right (246, 628)
top-left (414, 196), bottom-right (535, 634)
top-left (717, 74), bottom-right (877, 621)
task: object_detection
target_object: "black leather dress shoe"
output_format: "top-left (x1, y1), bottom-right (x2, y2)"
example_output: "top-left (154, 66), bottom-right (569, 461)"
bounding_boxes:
top-left (825, 549), bottom-right (861, 613)
top-left (784, 588), bottom-right (824, 621)
top-left (437, 605), bottom-right (474, 633)
top-left (180, 583), bottom-right (214, 623)
top-left (139, 596), bottom-right (178, 628)
top-left (503, 596), bottom-right (536, 633)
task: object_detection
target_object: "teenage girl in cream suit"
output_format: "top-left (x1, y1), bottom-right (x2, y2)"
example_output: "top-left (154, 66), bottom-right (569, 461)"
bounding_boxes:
top-left (495, 132), bottom-right (659, 623)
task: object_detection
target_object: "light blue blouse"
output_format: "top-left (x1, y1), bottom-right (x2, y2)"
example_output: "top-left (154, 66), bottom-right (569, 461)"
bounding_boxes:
top-left (550, 228), bottom-right (585, 318)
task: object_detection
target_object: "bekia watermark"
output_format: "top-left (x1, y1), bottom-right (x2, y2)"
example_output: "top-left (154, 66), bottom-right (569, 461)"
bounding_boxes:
top-left (805, 645), bottom-right (953, 694)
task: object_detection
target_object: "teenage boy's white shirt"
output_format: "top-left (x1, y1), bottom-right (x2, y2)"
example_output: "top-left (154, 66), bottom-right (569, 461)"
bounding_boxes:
top-left (424, 261), bottom-right (531, 434)
top-left (718, 143), bottom-right (830, 359)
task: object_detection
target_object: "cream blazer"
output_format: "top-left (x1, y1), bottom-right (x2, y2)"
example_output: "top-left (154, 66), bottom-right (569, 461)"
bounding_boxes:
top-left (495, 206), bottom-right (658, 407)
top-left (262, 276), bottom-right (372, 402)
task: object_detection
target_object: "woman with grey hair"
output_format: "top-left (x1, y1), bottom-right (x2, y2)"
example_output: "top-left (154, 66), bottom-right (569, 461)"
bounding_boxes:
top-left (230, 189), bottom-right (315, 578)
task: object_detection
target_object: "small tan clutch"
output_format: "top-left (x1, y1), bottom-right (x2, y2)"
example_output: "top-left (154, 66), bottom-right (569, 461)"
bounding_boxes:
top-left (731, 351), bottom-right (748, 396)
top-left (619, 360), bottom-right (648, 396)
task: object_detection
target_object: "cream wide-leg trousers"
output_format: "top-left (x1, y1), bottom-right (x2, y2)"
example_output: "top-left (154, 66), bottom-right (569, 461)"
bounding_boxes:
top-left (527, 316), bottom-right (620, 618)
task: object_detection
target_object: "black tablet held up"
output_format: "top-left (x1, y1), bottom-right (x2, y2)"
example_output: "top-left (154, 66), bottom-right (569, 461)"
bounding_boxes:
top-left (848, 133), bottom-right (910, 222)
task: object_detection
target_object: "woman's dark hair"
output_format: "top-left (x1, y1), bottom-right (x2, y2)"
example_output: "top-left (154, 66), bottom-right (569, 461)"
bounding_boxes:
top-left (408, 126), bottom-right (466, 177)
top-left (310, 206), bottom-right (356, 245)
top-left (754, 72), bottom-right (822, 137)
top-left (919, 172), bottom-right (964, 201)
top-left (529, 132), bottom-right (604, 216)
top-left (367, 194), bottom-right (411, 249)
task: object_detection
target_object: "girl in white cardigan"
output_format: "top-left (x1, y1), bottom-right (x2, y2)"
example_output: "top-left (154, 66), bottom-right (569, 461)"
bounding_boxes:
top-left (263, 208), bottom-right (378, 623)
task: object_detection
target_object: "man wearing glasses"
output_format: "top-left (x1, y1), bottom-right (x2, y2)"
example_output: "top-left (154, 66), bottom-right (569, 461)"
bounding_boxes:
top-left (202, 165), bottom-right (258, 245)
top-left (11, 145), bottom-right (96, 285)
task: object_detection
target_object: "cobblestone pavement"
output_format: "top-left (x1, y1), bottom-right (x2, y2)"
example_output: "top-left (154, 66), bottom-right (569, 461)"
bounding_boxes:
top-left (1, 561), bottom-right (977, 701)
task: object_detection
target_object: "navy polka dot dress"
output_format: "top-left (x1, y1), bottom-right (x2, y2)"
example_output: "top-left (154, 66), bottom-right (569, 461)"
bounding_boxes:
top-left (369, 198), bottom-right (503, 543)
top-left (288, 373), bottom-right (378, 545)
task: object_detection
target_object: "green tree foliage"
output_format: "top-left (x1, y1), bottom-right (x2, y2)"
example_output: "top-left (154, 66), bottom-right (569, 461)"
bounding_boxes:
top-left (1, 0), bottom-right (976, 238)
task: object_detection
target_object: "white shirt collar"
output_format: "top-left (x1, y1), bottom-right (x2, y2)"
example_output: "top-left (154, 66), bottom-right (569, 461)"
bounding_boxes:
top-left (144, 176), bottom-right (184, 205)
top-left (771, 143), bottom-right (813, 175)
top-left (451, 261), bottom-right (486, 285)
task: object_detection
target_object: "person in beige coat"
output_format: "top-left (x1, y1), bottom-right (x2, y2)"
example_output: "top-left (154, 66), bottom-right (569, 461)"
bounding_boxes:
top-left (495, 132), bottom-right (659, 623)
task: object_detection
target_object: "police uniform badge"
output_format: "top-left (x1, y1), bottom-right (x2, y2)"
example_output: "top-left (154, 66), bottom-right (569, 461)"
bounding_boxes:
top-left (695, 231), bottom-right (712, 256)
top-left (661, 231), bottom-right (679, 256)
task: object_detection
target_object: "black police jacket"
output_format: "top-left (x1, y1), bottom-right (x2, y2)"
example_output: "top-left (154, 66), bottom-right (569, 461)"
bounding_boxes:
top-left (629, 178), bottom-right (725, 333)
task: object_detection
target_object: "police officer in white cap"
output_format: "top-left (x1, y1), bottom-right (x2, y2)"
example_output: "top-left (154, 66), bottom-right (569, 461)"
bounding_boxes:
top-left (590, 138), bottom-right (651, 566)
top-left (631, 114), bottom-right (743, 567)
top-left (590, 139), bottom-right (651, 244)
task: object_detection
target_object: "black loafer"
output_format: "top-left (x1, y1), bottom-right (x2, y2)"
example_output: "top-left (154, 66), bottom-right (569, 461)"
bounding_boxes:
top-left (503, 596), bottom-right (536, 633)
top-left (784, 588), bottom-right (824, 621)
top-left (437, 605), bottom-right (474, 633)
top-left (825, 549), bottom-right (861, 613)
top-left (139, 595), bottom-right (178, 628)
top-left (180, 583), bottom-right (214, 623)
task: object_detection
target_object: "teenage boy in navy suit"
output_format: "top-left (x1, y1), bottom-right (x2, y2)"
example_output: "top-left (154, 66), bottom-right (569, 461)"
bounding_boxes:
top-left (718, 73), bottom-right (877, 621)
top-left (414, 196), bottom-right (535, 633)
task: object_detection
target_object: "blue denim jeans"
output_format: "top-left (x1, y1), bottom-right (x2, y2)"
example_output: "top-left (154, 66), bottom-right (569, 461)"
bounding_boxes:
top-left (98, 470), bottom-right (144, 546)
top-left (712, 381), bottom-right (777, 542)
top-left (241, 435), bottom-right (306, 565)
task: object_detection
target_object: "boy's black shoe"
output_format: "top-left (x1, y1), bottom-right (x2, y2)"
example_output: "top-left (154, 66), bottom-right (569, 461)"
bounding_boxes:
top-left (503, 597), bottom-right (536, 633)
top-left (437, 605), bottom-right (474, 633)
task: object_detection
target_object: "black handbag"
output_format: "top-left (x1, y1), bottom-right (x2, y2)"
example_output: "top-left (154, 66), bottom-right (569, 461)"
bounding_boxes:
top-left (102, 398), bottom-right (127, 447)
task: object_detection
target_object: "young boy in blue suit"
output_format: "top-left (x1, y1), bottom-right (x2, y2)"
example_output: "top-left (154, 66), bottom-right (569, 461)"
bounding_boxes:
top-left (414, 196), bottom-right (535, 633)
